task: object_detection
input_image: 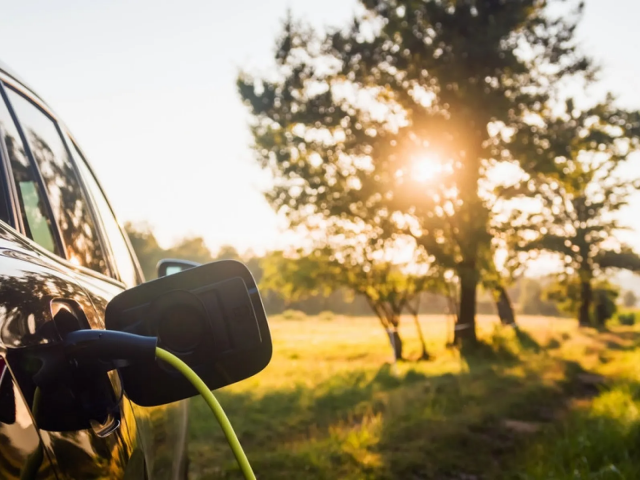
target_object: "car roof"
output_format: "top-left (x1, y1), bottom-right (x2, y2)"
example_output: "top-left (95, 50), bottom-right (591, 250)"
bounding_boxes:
top-left (0, 59), bottom-right (49, 107)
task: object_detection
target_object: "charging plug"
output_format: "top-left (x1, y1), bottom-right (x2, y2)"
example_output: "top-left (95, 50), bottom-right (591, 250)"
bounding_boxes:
top-left (63, 330), bottom-right (158, 366)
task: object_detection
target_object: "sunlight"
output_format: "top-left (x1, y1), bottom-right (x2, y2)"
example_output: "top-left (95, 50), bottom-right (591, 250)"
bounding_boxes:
top-left (412, 155), bottom-right (442, 182)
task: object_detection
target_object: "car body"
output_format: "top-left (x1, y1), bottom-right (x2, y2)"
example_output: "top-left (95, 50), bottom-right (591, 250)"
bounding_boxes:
top-left (0, 60), bottom-right (189, 479)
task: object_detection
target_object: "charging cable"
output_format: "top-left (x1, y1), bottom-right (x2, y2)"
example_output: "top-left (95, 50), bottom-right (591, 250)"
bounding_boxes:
top-left (58, 330), bottom-right (256, 480)
top-left (155, 347), bottom-right (256, 480)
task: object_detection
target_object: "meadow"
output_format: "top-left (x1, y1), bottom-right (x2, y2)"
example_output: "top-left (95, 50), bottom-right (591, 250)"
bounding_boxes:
top-left (188, 314), bottom-right (640, 479)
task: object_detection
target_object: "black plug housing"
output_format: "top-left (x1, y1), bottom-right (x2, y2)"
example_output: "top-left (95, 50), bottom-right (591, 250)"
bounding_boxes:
top-left (105, 260), bottom-right (272, 407)
top-left (63, 330), bottom-right (157, 366)
top-left (7, 330), bottom-right (157, 432)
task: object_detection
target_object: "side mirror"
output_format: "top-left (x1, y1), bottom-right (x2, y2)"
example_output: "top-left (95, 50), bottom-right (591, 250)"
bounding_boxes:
top-left (157, 258), bottom-right (200, 278)
top-left (105, 260), bottom-right (271, 406)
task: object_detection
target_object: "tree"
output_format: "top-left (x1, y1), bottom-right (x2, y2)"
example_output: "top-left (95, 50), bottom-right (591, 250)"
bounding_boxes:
top-left (125, 223), bottom-right (165, 280)
top-left (215, 245), bottom-right (241, 261)
top-left (544, 277), bottom-right (619, 325)
top-left (403, 274), bottom-right (448, 360)
top-left (480, 254), bottom-right (516, 326)
top-left (622, 290), bottom-right (637, 308)
top-left (404, 293), bottom-right (429, 360)
top-left (260, 250), bottom-right (337, 307)
top-left (166, 237), bottom-right (215, 265)
top-left (125, 223), bottom-right (215, 280)
top-left (503, 98), bottom-right (640, 326)
top-left (260, 223), bottom-right (441, 361)
top-left (239, 0), bottom-right (592, 347)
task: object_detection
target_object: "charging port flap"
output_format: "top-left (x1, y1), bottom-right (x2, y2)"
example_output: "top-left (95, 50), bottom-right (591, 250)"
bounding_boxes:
top-left (105, 260), bottom-right (272, 407)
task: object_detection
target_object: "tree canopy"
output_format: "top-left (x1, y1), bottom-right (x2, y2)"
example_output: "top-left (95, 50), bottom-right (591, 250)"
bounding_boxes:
top-left (502, 97), bottom-right (640, 325)
top-left (239, 0), bottom-right (594, 346)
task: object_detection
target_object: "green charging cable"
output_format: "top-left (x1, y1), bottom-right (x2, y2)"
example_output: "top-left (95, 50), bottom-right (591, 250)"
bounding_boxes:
top-left (155, 347), bottom-right (256, 480)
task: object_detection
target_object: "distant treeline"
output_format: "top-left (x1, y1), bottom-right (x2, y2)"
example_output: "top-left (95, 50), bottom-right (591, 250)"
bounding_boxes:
top-left (125, 223), bottom-right (562, 317)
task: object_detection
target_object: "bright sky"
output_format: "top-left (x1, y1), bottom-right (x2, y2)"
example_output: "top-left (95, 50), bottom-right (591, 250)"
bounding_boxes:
top-left (0, 0), bottom-right (638, 257)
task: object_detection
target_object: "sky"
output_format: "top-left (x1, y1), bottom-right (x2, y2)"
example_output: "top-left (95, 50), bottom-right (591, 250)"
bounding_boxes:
top-left (0, 0), bottom-right (639, 257)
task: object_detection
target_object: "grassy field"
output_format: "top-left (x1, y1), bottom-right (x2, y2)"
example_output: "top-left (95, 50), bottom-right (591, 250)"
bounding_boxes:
top-left (187, 314), bottom-right (640, 479)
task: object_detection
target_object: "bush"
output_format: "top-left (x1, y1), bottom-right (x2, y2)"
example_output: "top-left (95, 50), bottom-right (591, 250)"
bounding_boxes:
top-left (281, 309), bottom-right (307, 321)
top-left (318, 311), bottom-right (335, 322)
top-left (618, 312), bottom-right (636, 326)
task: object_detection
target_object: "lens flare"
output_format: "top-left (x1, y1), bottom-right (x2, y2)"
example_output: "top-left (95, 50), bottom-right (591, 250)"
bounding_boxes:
top-left (412, 156), bottom-right (442, 182)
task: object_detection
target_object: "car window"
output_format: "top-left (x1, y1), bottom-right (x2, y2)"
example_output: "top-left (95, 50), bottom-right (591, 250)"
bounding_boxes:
top-left (0, 92), bottom-right (59, 254)
top-left (70, 142), bottom-right (140, 287)
top-left (5, 88), bottom-right (108, 275)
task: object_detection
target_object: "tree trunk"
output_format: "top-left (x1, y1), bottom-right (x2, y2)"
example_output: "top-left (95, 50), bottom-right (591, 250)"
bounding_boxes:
top-left (594, 290), bottom-right (608, 328)
top-left (407, 295), bottom-right (429, 360)
top-left (446, 283), bottom-right (458, 346)
top-left (366, 296), bottom-right (404, 361)
top-left (386, 328), bottom-right (403, 362)
top-left (455, 267), bottom-right (478, 346)
top-left (579, 279), bottom-right (592, 327)
top-left (412, 313), bottom-right (429, 360)
top-left (495, 285), bottom-right (516, 326)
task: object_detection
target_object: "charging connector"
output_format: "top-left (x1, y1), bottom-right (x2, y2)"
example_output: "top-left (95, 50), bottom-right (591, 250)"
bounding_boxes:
top-left (63, 330), bottom-right (157, 365)
top-left (59, 330), bottom-right (255, 480)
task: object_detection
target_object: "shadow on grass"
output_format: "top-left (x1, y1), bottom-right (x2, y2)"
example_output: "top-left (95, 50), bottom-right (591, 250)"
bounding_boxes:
top-left (511, 377), bottom-right (640, 479)
top-left (515, 327), bottom-right (542, 353)
top-left (374, 358), bottom-right (604, 479)
top-left (188, 328), bottom-right (640, 480)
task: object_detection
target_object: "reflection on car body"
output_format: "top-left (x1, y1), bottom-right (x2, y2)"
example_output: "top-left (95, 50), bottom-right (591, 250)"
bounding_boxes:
top-left (0, 60), bottom-right (189, 479)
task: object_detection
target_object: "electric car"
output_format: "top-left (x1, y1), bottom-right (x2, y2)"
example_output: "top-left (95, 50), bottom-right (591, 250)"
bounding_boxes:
top-left (0, 61), bottom-right (190, 478)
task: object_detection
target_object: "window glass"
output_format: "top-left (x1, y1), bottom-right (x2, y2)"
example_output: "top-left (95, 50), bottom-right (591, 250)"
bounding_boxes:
top-left (0, 92), bottom-right (58, 253)
top-left (6, 88), bottom-right (108, 274)
top-left (71, 143), bottom-right (139, 287)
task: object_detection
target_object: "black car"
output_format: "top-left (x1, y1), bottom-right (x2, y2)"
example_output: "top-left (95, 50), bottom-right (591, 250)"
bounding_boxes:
top-left (0, 61), bottom-right (191, 479)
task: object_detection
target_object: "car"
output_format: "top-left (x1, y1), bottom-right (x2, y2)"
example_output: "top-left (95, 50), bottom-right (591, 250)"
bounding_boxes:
top-left (0, 60), bottom-right (190, 479)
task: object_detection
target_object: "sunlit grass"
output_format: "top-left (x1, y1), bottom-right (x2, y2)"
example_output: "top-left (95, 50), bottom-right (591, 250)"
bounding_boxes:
top-left (187, 315), bottom-right (640, 479)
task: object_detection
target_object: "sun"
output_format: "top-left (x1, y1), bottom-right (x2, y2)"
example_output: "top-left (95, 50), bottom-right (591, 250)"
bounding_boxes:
top-left (412, 155), bottom-right (442, 182)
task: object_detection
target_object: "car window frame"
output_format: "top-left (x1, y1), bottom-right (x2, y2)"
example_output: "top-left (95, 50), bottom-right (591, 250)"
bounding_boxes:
top-left (0, 78), bottom-right (66, 257)
top-left (0, 73), bottom-right (129, 288)
top-left (0, 122), bottom-right (21, 228)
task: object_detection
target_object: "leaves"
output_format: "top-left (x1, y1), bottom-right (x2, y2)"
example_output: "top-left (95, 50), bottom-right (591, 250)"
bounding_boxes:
top-left (239, 0), bottom-right (602, 338)
top-left (501, 95), bottom-right (640, 278)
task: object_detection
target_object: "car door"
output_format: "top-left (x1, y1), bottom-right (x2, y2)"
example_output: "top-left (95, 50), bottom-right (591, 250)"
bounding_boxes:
top-left (67, 139), bottom-right (189, 480)
top-left (0, 76), bottom-right (140, 478)
top-left (0, 69), bottom-right (189, 480)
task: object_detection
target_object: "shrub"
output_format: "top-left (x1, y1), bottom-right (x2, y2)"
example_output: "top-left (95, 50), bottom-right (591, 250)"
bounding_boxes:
top-left (618, 312), bottom-right (636, 326)
top-left (318, 311), bottom-right (335, 322)
top-left (281, 309), bottom-right (307, 321)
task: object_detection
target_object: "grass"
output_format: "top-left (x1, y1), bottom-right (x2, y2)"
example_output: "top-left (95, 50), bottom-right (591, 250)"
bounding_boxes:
top-left (187, 314), bottom-right (640, 479)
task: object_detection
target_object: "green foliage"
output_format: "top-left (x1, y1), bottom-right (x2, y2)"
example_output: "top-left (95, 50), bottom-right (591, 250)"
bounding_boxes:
top-left (617, 312), bottom-right (636, 326)
top-left (502, 93), bottom-right (640, 325)
top-left (215, 245), bottom-right (240, 261)
top-left (125, 223), bottom-right (240, 280)
top-left (544, 279), bottom-right (580, 317)
top-left (281, 309), bottom-right (307, 321)
top-left (259, 250), bottom-right (338, 305)
top-left (593, 284), bottom-right (619, 325)
top-left (125, 224), bottom-right (454, 318)
top-left (519, 382), bottom-right (640, 479)
top-left (544, 277), bottom-right (619, 326)
top-left (238, 0), bottom-right (592, 346)
top-left (259, 223), bottom-right (445, 359)
top-left (125, 222), bottom-right (165, 281)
